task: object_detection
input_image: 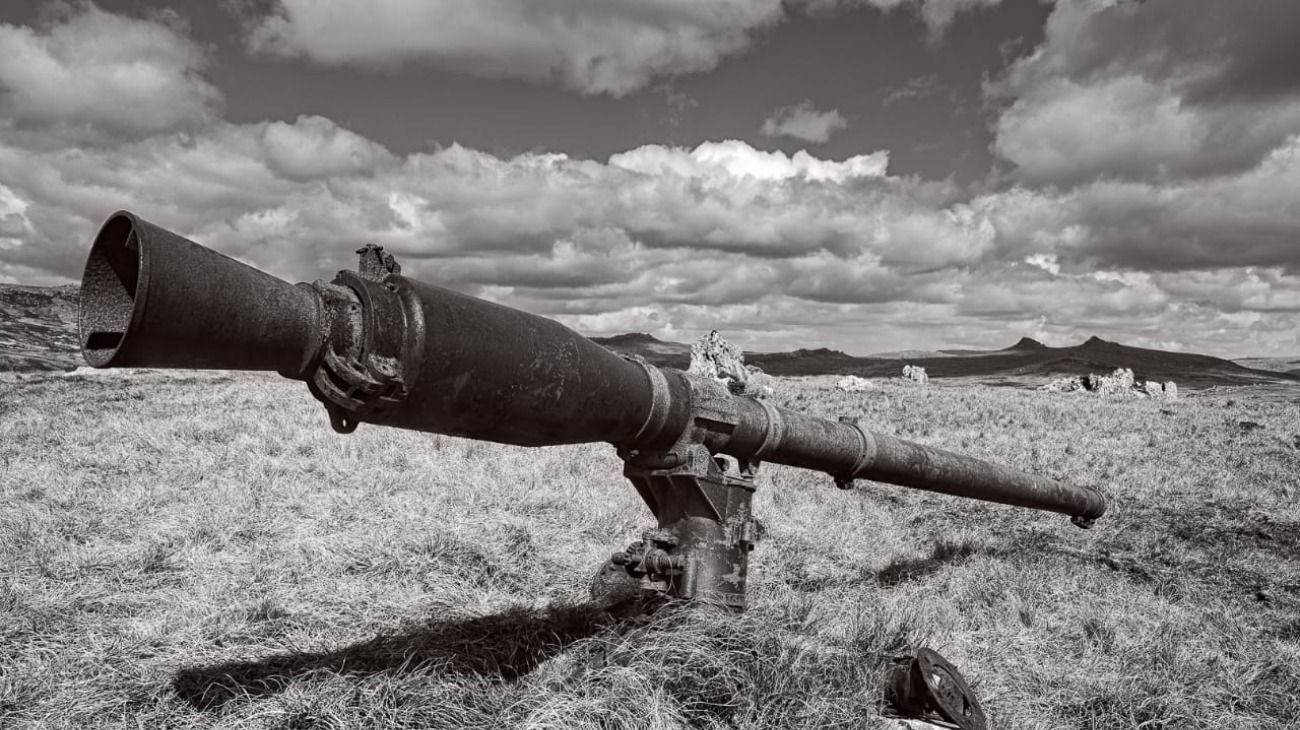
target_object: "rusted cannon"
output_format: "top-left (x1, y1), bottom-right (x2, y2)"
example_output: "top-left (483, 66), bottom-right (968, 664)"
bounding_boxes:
top-left (79, 211), bottom-right (1106, 611)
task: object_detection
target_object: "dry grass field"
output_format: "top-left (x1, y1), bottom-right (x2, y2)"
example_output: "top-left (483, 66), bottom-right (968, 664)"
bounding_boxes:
top-left (3, 371), bottom-right (1299, 729)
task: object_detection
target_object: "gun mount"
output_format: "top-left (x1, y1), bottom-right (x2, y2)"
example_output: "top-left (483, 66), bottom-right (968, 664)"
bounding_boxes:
top-left (79, 211), bottom-right (1107, 611)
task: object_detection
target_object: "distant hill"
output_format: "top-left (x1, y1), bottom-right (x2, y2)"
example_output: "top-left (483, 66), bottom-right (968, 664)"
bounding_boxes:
top-left (588, 334), bottom-right (860, 375)
top-left (1234, 356), bottom-right (1300, 377)
top-left (594, 332), bottom-right (1300, 389)
top-left (0, 284), bottom-right (81, 371)
top-left (1004, 336), bottom-right (1049, 352)
top-left (590, 333), bottom-right (691, 365)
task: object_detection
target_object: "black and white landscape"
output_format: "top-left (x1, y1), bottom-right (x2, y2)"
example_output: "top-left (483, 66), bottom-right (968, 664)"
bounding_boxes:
top-left (2, 2), bottom-right (1299, 728)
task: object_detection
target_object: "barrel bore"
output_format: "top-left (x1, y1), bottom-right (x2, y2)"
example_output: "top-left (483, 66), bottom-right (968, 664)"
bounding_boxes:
top-left (80, 214), bottom-right (141, 366)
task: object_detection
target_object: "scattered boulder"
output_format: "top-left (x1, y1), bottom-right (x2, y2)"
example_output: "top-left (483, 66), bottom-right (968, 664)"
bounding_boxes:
top-left (1084, 367), bottom-right (1134, 396)
top-left (1040, 376), bottom-right (1085, 393)
top-left (836, 375), bottom-right (876, 392)
top-left (1039, 369), bottom-right (1179, 399)
top-left (740, 365), bottom-right (777, 398)
top-left (901, 364), bottom-right (929, 385)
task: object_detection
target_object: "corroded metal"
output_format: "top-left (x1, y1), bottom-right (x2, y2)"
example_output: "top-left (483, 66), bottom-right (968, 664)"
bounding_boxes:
top-left (79, 211), bottom-right (321, 376)
top-left (78, 210), bottom-right (1108, 612)
top-left (888, 648), bottom-right (987, 730)
top-left (620, 444), bottom-right (758, 610)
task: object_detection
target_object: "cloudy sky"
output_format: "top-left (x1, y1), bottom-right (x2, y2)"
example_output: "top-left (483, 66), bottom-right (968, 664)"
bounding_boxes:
top-left (1, 0), bottom-right (1298, 357)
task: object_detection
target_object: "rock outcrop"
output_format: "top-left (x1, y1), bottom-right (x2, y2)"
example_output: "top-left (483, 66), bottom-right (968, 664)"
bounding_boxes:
top-left (1084, 367), bottom-right (1134, 396)
top-left (1040, 375), bottom-right (1084, 393)
top-left (688, 331), bottom-right (773, 398)
top-left (1040, 368), bottom-right (1178, 399)
top-left (689, 330), bottom-right (747, 383)
top-left (901, 364), bottom-right (929, 384)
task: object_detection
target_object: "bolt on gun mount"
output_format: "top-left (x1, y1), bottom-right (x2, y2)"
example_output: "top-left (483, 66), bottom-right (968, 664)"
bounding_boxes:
top-left (79, 211), bottom-right (1107, 611)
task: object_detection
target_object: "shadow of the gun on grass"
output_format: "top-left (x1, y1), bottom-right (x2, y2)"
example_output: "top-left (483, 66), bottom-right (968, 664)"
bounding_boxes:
top-left (173, 601), bottom-right (619, 710)
top-left (871, 530), bottom-right (1096, 588)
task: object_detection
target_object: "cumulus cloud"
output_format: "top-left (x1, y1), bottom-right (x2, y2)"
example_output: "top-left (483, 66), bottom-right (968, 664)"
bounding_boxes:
top-left (611, 139), bottom-right (886, 182)
top-left (801, 0), bottom-right (1005, 38)
top-left (6, 103), bottom-right (1299, 354)
top-left (259, 115), bottom-right (396, 181)
top-left (243, 0), bottom-right (784, 96)
top-left (760, 100), bottom-right (847, 143)
top-left (239, 0), bottom-right (1008, 96)
top-left (4, 2), bottom-right (1300, 355)
top-left (989, 0), bottom-right (1300, 185)
top-left (0, 3), bottom-right (221, 142)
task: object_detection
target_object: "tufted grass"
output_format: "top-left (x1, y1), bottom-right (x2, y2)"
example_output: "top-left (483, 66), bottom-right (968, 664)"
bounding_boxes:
top-left (2, 371), bottom-right (1299, 728)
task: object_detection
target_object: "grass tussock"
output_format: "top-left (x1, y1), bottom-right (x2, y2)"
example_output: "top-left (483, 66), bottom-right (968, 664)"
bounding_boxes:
top-left (2, 372), bottom-right (1299, 728)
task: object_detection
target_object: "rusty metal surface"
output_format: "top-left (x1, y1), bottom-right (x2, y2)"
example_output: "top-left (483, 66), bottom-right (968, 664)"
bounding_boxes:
top-left (647, 377), bottom-right (1106, 523)
top-left (361, 276), bottom-right (668, 447)
top-left (858, 430), bottom-right (1107, 522)
top-left (888, 648), bottom-right (987, 730)
top-left (79, 211), bottom-right (321, 375)
top-left (621, 444), bottom-right (758, 610)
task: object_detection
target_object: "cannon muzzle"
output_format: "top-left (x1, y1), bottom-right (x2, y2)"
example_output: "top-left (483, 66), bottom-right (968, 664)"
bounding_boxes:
top-left (79, 211), bottom-right (321, 376)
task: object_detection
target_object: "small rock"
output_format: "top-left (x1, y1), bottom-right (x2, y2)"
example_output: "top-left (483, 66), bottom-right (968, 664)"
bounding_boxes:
top-left (1142, 380), bottom-right (1164, 397)
top-left (836, 375), bottom-right (876, 392)
top-left (742, 366), bottom-right (777, 398)
top-left (901, 364), bottom-right (929, 384)
top-left (1040, 376), bottom-right (1085, 393)
top-left (1163, 381), bottom-right (1178, 399)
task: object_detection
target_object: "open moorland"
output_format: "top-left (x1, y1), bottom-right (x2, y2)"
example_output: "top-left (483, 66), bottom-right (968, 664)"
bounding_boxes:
top-left (3, 369), bottom-right (1299, 729)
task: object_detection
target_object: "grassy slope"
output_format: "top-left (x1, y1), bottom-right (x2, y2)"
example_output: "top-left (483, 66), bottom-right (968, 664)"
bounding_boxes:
top-left (2, 373), bottom-right (1300, 729)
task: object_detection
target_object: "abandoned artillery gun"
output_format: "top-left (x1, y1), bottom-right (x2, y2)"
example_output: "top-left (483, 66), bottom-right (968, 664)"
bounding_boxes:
top-left (79, 211), bottom-right (1107, 612)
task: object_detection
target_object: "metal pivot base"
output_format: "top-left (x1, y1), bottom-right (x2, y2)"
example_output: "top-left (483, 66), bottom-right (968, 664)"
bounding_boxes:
top-left (601, 444), bottom-right (759, 611)
top-left (888, 648), bottom-right (987, 730)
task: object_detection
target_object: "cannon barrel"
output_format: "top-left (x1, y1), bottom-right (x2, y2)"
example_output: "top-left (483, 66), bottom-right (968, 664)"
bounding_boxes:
top-left (79, 211), bottom-right (1105, 525)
